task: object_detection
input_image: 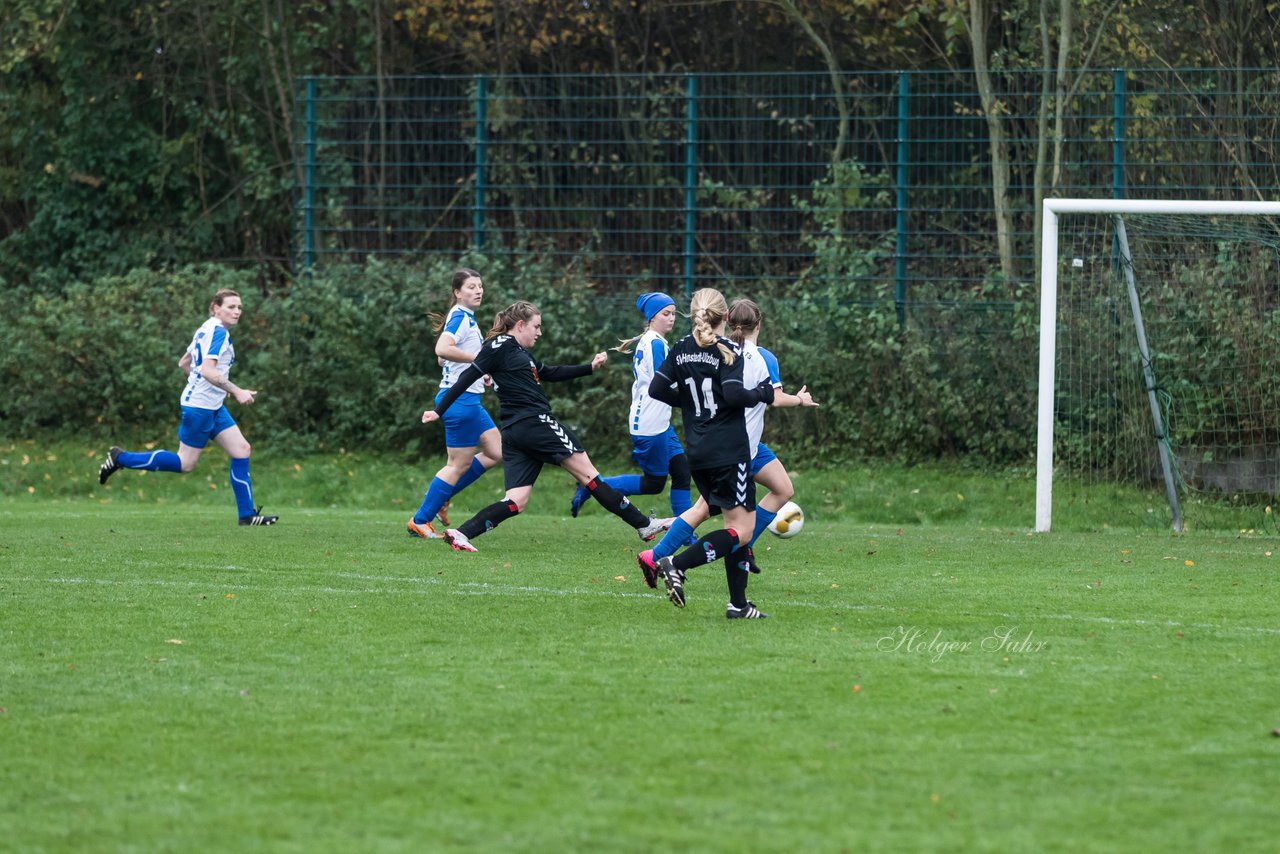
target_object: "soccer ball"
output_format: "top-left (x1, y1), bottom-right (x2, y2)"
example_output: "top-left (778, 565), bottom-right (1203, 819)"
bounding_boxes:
top-left (767, 501), bottom-right (804, 538)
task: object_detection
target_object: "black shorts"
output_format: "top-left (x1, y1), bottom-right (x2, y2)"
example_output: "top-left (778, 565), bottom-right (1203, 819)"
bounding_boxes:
top-left (692, 460), bottom-right (755, 515)
top-left (502, 413), bottom-right (585, 490)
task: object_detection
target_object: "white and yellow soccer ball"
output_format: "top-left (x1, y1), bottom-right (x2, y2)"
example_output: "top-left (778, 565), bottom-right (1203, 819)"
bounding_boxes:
top-left (767, 501), bottom-right (804, 538)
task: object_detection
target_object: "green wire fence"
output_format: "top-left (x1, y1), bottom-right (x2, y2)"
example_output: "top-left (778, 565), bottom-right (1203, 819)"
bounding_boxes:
top-left (294, 69), bottom-right (1280, 305)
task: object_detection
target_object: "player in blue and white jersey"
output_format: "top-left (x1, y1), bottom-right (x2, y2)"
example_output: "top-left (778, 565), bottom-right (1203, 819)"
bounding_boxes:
top-left (728, 298), bottom-right (817, 542)
top-left (406, 268), bottom-right (502, 539)
top-left (97, 289), bottom-right (277, 525)
top-left (421, 300), bottom-right (672, 552)
top-left (638, 297), bottom-right (817, 615)
top-left (569, 291), bottom-right (693, 520)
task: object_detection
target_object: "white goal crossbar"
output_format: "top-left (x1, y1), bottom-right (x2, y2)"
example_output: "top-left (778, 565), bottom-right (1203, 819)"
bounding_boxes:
top-left (1036, 199), bottom-right (1280, 531)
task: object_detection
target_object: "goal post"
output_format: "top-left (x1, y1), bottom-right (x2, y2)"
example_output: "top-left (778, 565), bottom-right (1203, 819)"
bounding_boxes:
top-left (1036, 199), bottom-right (1280, 532)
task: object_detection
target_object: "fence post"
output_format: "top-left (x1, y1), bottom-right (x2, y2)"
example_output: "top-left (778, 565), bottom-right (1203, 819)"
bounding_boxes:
top-left (684, 74), bottom-right (698, 298)
top-left (302, 77), bottom-right (317, 273)
top-left (1112, 69), bottom-right (1126, 199)
top-left (895, 71), bottom-right (910, 326)
top-left (474, 76), bottom-right (488, 250)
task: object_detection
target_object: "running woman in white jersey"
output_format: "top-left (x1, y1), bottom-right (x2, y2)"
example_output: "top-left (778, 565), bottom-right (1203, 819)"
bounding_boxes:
top-left (406, 268), bottom-right (502, 539)
top-left (727, 298), bottom-right (817, 541)
top-left (96, 289), bottom-right (277, 525)
top-left (639, 297), bottom-right (817, 605)
top-left (569, 292), bottom-right (693, 520)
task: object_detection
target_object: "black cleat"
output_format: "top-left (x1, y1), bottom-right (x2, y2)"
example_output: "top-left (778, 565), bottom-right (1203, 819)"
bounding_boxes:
top-left (239, 507), bottom-right (279, 526)
top-left (98, 446), bottom-right (123, 485)
top-left (726, 600), bottom-right (768, 619)
top-left (658, 556), bottom-right (685, 608)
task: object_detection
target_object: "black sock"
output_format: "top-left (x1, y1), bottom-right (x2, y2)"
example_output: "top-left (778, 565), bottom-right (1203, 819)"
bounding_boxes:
top-left (725, 554), bottom-right (750, 608)
top-left (672, 528), bottom-right (739, 571)
top-left (732, 545), bottom-right (760, 574)
top-left (459, 499), bottom-right (519, 539)
top-left (638, 473), bottom-right (667, 494)
top-left (586, 476), bottom-right (649, 528)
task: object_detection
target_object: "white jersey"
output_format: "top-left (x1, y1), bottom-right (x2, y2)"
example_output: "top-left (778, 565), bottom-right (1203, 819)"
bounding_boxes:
top-left (438, 305), bottom-right (486, 395)
top-left (180, 317), bottom-right (235, 410)
top-left (742, 341), bottom-right (782, 458)
top-left (628, 329), bottom-right (673, 436)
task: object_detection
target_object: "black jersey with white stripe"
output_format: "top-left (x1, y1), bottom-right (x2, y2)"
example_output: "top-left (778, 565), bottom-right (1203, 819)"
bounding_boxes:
top-left (651, 333), bottom-right (751, 470)
top-left (436, 334), bottom-right (591, 429)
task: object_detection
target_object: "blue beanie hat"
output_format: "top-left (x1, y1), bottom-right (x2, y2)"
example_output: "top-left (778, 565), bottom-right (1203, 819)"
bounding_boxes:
top-left (636, 291), bottom-right (676, 322)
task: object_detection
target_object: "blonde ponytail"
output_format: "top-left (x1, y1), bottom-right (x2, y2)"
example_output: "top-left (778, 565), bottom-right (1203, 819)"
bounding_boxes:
top-left (689, 288), bottom-right (734, 364)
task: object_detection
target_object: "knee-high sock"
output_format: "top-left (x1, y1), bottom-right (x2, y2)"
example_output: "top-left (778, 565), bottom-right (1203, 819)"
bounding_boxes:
top-left (415, 459), bottom-right (489, 524)
top-left (229, 457), bottom-right (255, 518)
top-left (729, 543), bottom-right (760, 573)
top-left (751, 506), bottom-right (778, 546)
top-left (586, 477), bottom-right (649, 528)
top-left (653, 516), bottom-right (696, 560)
top-left (414, 477), bottom-right (455, 525)
top-left (454, 457), bottom-right (488, 493)
top-left (118, 449), bottom-right (182, 473)
top-left (725, 553), bottom-right (750, 608)
top-left (602, 474), bottom-right (642, 495)
top-left (458, 499), bottom-right (520, 540)
top-left (669, 488), bottom-right (693, 517)
top-left (672, 528), bottom-right (739, 571)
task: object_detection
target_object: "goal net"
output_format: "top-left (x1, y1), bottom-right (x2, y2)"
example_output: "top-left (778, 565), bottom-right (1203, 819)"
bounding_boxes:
top-left (1036, 199), bottom-right (1280, 532)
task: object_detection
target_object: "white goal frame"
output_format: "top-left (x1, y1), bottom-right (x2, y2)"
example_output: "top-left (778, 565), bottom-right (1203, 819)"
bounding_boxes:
top-left (1036, 198), bottom-right (1280, 532)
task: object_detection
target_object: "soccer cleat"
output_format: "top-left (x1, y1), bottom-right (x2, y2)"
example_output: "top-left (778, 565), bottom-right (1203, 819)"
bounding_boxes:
top-left (658, 556), bottom-right (685, 608)
top-left (98, 446), bottom-right (123, 485)
top-left (636, 516), bottom-right (674, 542)
top-left (406, 518), bottom-right (441, 539)
top-left (570, 485), bottom-right (590, 518)
top-left (239, 508), bottom-right (279, 526)
top-left (726, 600), bottom-right (768, 619)
top-left (636, 549), bottom-right (659, 589)
top-left (443, 528), bottom-right (478, 552)
top-left (435, 500), bottom-right (451, 527)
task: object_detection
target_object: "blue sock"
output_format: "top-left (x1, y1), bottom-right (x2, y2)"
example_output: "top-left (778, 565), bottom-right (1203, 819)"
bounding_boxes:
top-left (751, 507), bottom-right (778, 547)
top-left (603, 474), bottom-right (642, 494)
top-left (414, 477), bottom-right (455, 525)
top-left (654, 517), bottom-right (696, 560)
top-left (670, 488), bottom-right (692, 517)
top-left (118, 449), bottom-right (182, 473)
top-left (229, 457), bottom-right (255, 518)
top-left (454, 457), bottom-right (487, 493)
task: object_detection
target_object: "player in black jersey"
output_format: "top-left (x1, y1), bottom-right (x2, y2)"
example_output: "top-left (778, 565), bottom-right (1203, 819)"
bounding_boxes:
top-left (642, 288), bottom-right (776, 618)
top-left (421, 300), bottom-right (671, 551)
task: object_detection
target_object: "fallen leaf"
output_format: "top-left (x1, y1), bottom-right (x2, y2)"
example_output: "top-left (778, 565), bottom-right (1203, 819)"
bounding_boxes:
top-left (165, 639), bottom-right (184, 645)
top-left (614, 575), bottom-right (626, 582)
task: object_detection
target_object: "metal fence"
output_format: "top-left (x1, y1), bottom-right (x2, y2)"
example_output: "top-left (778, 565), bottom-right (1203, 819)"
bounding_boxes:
top-left (294, 68), bottom-right (1280, 304)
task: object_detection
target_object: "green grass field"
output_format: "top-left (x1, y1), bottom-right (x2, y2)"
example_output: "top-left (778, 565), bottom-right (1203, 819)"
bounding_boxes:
top-left (3, 442), bottom-right (1279, 851)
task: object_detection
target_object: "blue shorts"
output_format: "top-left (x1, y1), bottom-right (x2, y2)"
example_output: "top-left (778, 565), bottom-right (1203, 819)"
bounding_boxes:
top-left (751, 442), bottom-right (778, 477)
top-left (435, 389), bottom-right (497, 448)
top-left (178, 405), bottom-right (237, 449)
top-left (631, 426), bottom-right (684, 477)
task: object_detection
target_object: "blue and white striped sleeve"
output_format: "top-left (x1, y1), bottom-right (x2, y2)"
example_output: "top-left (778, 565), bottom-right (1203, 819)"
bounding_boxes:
top-left (759, 346), bottom-right (782, 386)
top-left (205, 326), bottom-right (228, 360)
top-left (442, 308), bottom-right (467, 339)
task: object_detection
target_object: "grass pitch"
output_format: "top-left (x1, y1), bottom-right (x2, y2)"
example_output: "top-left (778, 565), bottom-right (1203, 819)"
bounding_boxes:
top-left (2, 446), bottom-right (1280, 851)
